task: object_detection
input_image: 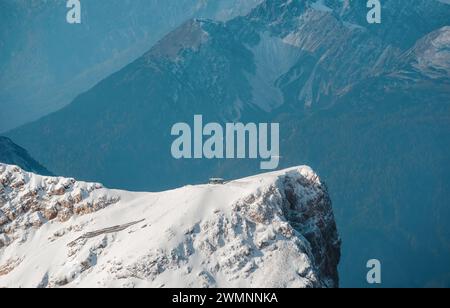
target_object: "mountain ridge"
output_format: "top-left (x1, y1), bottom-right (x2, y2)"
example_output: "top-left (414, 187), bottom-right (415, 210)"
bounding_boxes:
top-left (5, 0), bottom-right (450, 287)
top-left (0, 163), bottom-right (340, 288)
top-left (0, 0), bottom-right (264, 132)
top-left (0, 137), bottom-right (52, 176)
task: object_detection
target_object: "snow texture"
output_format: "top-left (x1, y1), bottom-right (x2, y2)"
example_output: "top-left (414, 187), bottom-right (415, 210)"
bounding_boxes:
top-left (0, 163), bottom-right (340, 288)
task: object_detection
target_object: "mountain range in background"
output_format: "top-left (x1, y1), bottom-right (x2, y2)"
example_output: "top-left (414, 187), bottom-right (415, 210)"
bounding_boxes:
top-left (0, 137), bottom-right (51, 176)
top-left (0, 0), bottom-right (262, 132)
top-left (2, 0), bottom-right (450, 287)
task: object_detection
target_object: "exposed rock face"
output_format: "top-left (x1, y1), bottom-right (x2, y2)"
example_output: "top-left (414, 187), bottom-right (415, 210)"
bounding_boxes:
top-left (0, 163), bottom-right (340, 288)
top-left (279, 171), bottom-right (340, 287)
top-left (400, 26), bottom-right (450, 79)
top-left (0, 164), bottom-right (120, 246)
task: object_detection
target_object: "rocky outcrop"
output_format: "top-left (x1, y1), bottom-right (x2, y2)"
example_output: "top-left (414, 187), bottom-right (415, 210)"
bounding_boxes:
top-left (0, 164), bottom-right (120, 247)
top-left (0, 164), bottom-right (340, 288)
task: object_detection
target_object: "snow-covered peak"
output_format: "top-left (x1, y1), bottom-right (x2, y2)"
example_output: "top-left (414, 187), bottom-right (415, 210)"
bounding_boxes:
top-left (0, 163), bottom-right (340, 288)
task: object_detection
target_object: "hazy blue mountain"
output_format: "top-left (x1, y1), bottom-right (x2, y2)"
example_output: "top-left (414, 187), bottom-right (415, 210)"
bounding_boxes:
top-left (6, 0), bottom-right (450, 287)
top-left (0, 136), bottom-right (52, 175)
top-left (323, 0), bottom-right (450, 48)
top-left (0, 0), bottom-right (262, 132)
